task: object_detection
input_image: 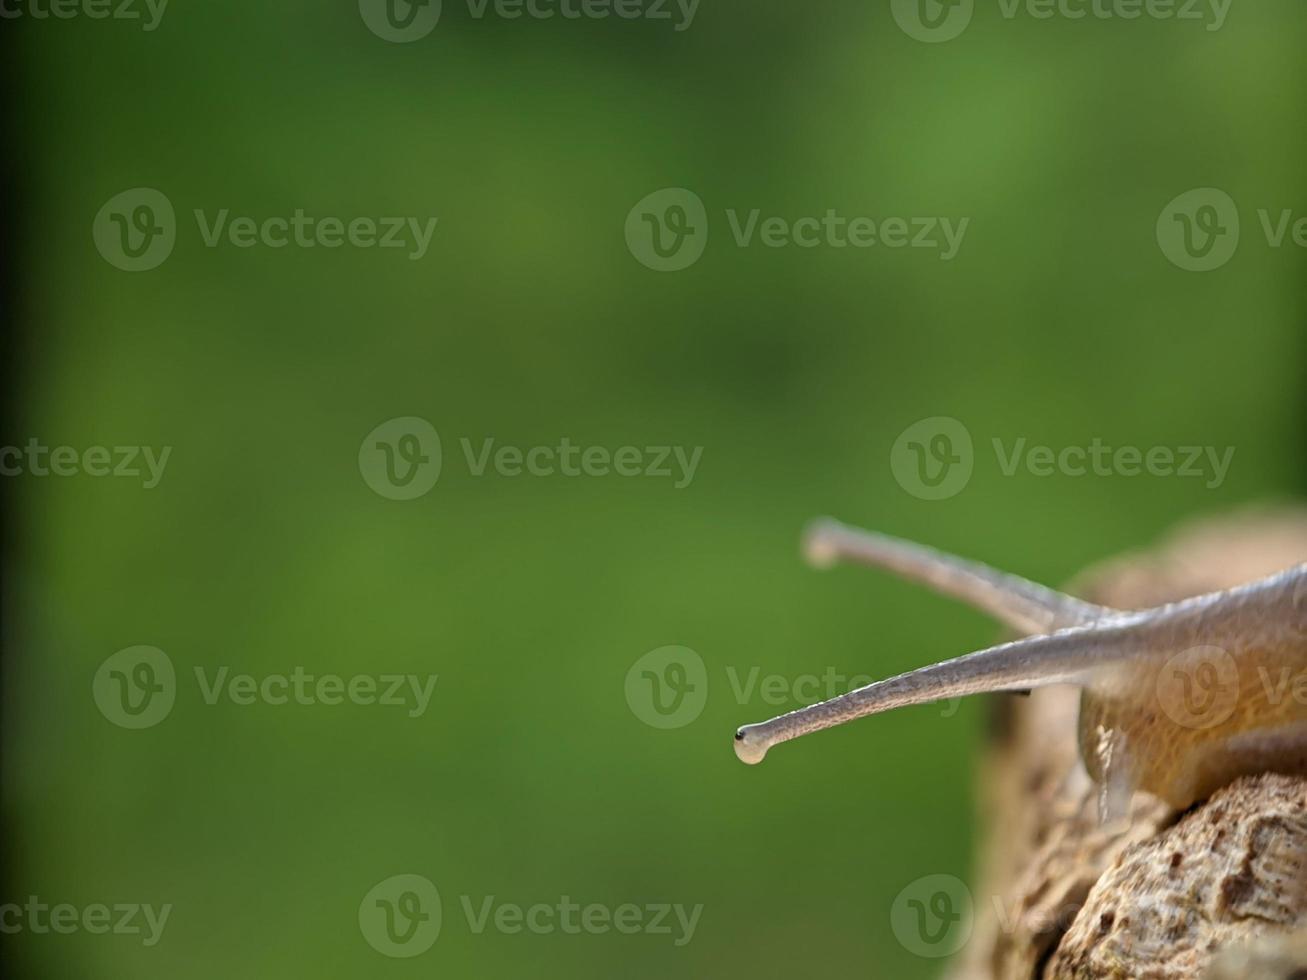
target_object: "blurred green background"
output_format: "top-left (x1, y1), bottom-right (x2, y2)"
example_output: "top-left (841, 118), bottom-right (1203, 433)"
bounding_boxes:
top-left (5, 1), bottom-right (1304, 977)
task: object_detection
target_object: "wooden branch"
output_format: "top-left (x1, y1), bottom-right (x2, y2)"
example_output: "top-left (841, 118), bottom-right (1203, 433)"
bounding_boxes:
top-left (943, 509), bottom-right (1307, 980)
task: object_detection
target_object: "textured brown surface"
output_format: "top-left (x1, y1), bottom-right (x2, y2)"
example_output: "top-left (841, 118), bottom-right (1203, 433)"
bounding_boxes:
top-left (1045, 774), bottom-right (1307, 980)
top-left (1204, 928), bottom-right (1307, 979)
top-left (943, 509), bottom-right (1307, 980)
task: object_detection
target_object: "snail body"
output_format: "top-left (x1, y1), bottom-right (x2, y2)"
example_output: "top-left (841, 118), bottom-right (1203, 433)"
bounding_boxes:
top-left (1077, 603), bottom-right (1307, 812)
top-left (734, 519), bottom-right (1307, 817)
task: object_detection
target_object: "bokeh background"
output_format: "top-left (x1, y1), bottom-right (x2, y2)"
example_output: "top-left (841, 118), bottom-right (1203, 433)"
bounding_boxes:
top-left (4, 1), bottom-right (1305, 977)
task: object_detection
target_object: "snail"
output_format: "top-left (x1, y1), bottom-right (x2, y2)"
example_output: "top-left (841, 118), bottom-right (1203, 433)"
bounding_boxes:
top-left (733, 518), bottom-right (1307, 818)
